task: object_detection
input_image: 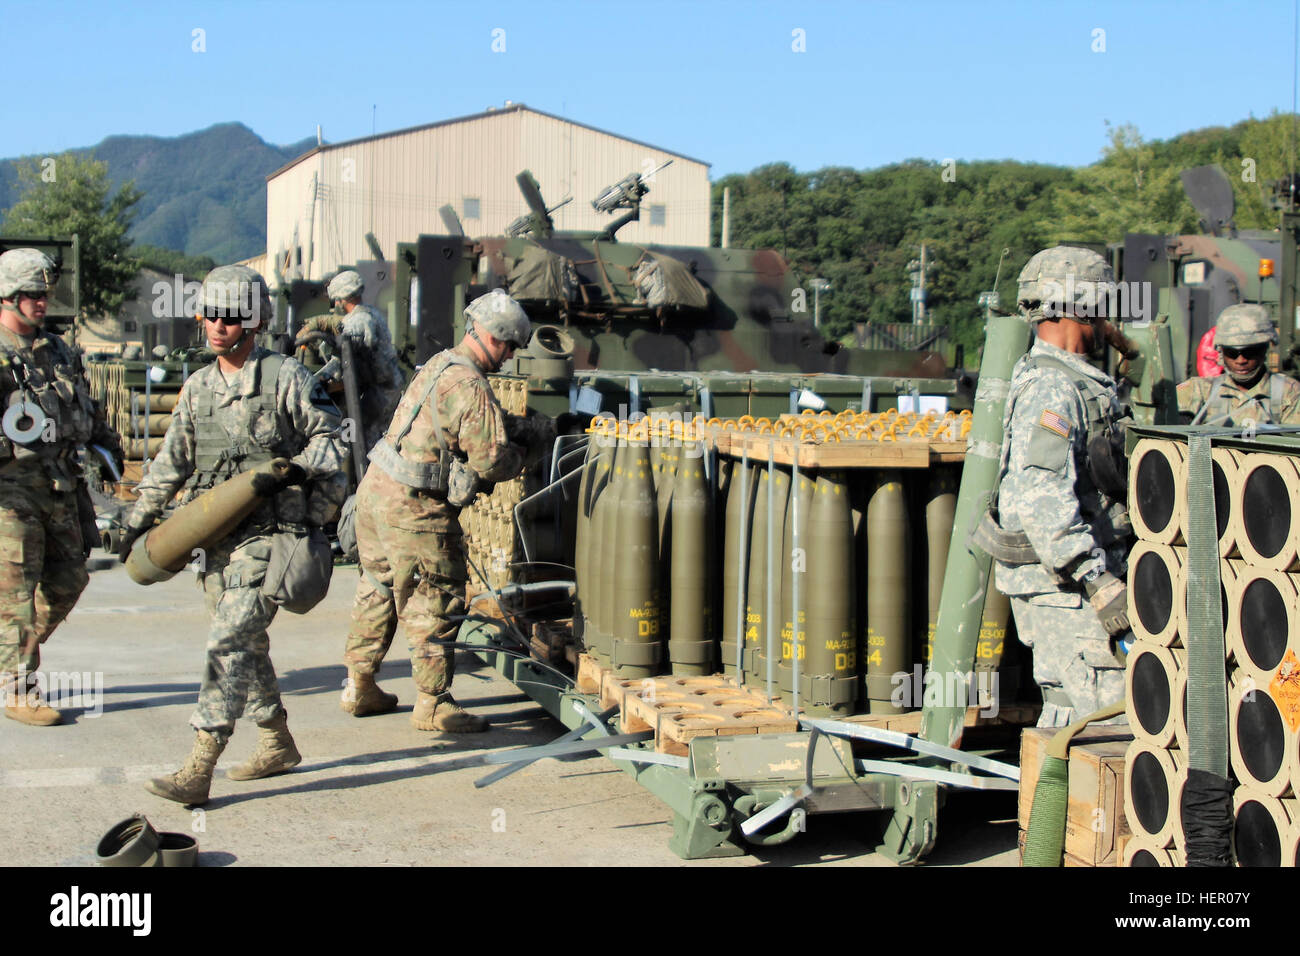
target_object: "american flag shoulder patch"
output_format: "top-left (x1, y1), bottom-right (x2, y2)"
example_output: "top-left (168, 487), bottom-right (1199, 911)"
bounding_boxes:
top-left (1038, 409), bottom-right (1070, 438)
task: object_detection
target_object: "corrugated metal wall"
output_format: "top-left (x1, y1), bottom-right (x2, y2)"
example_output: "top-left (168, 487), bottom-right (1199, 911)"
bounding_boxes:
top-left (265, 107), bottom-right (711, 282)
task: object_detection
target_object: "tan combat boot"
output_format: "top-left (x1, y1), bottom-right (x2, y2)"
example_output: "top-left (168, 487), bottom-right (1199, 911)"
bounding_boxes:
top-left (340, 669), bottom-right (398, 717)
top-left (227, 710), bottom-right (302, 781)
top-left (2, 677), bottom-right (63, 727)
top-left (410, 691), bottom-right (489, 733)
top-left (146, 731), bottom-right (226, 805)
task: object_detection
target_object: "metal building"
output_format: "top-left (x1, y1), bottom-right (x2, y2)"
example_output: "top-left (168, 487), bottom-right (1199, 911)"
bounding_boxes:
top-left (265, 103), bottom-right (712, 282)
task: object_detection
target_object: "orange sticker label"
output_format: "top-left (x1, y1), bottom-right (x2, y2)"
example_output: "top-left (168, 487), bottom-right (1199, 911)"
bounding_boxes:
top-left (1269, 649), bottom-right (1300, 733)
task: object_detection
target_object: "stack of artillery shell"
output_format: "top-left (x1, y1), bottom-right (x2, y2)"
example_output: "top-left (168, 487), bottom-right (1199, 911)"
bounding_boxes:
top-left (573, 408), bottom-right (1010, 719)
top-left (573, 418), bottom-right (705, 678)
top-left (1124, 438), bottom-right (1300, 867)
top-left (464, 377), bottom-right (532, 593)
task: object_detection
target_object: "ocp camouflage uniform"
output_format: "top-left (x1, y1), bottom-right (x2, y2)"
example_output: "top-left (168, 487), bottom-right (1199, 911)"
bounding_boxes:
top-left (343, 341), bottom-right (527, 697)
top-left (0, 324), bottom-right (122, 693)
top-left (126, 348), bottom-right (346, 742)
top-left (1176, 371), bottom-right (1300, 426)
top-left (990, 339), bottom-right (1131, 727)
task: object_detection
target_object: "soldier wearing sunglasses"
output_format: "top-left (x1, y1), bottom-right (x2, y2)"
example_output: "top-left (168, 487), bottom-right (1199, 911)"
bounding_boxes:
top-left (1177, 304), bottom-right (1300, 426)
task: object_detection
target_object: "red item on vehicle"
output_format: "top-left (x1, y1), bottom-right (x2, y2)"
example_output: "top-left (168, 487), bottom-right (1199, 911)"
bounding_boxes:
top-left (1197, 327), bottom-right (1223, 377)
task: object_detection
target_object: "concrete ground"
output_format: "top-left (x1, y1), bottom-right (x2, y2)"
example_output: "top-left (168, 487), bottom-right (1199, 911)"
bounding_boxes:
top-left (1, 561), bottom-right (1020, 867)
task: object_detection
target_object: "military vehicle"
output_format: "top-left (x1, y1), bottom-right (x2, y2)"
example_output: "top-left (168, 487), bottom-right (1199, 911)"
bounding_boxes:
top-left (1109, 164), bottom-right (1300, 423)
top-left (382, 167), bottom-right (973, 421)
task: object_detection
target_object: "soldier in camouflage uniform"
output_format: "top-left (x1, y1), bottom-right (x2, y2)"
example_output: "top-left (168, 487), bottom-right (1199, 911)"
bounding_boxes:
top-left (341, 289), bottom-right (553, 732)
top-left (0, 249), bottom-right (123, 726)
top-left (1177, 304), bottom-right (1300, 426)
top-left (295, 269), bottom-right (403, 453)
top-left (121, 265), bottom-right (347, 804)
top-left (977, 247), bottom-right (1132, 728)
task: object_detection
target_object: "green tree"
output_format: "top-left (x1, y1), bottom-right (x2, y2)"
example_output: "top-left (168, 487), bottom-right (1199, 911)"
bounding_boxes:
top-left (133, 243), bottom-right (215, 280)
top-left (1042, 123), bottom-right (1196, 240)
top-left (1234, 112), bottom-right (1300, 228)
top-left (3, 152), bottom-right (143, 317)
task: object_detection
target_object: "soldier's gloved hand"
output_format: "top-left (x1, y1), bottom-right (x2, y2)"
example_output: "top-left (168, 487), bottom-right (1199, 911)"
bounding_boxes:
top-left (1084, 571), bottom-right (1130, 637)
top-left (118, 525), bottom-right (146, 565)
top-left (282, 463), bottom-right (309, 487)
top-left (294, 315), bottom-right (341, 343)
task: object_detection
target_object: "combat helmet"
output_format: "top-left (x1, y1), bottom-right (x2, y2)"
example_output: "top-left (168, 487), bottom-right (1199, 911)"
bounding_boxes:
top-left (465, 289), bottom-right (531, 348)
top-left (1214, 304), bottom-right (1276, 348)
top-left (0, 248), bottom-right (57, 300)
top-left (1017, 245), bottom-right (1114, 320)
top-left (197, 264), bottom-right (273, 326)
top-left (327, 270), bottom-right (364, 302)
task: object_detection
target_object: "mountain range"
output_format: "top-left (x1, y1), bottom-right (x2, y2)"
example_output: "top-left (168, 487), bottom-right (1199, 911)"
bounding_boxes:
top-left (0, 123), bottom-right (316, 264)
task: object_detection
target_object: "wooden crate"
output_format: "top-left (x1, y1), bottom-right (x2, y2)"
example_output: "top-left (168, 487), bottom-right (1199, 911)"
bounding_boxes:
top-left (619, 674), bottom-right (798, 756)
top-left (529, 621), bottom-right (571, 665)
top-left (1018, 722), bottom-right (1133, 867)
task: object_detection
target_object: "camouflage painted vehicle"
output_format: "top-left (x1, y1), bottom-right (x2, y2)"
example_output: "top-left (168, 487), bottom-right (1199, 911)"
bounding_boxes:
top-left (1110, 165), bottom-right (1300, 423)
top-left (373, 169), bottom-right (972, 419)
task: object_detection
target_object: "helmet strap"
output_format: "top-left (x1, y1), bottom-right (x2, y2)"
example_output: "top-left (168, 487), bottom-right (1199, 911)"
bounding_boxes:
top-left (466, 324), bottom-right (503, 370)
top-left (1228, 364), bottom-right (1266, 387)
top-left (467, 323), bottom-right (489, 353)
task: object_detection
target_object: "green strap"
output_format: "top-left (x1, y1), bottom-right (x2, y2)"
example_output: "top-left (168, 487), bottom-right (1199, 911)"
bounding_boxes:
top-left (1189, 379), bottom-right (1222, 426)
top-left (1022, 700), bottom-right (1127, 867)
top-left (1184, 434), bottom-right (1228, 776)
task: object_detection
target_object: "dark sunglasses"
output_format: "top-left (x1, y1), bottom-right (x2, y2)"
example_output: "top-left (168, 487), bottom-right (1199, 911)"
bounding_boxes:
top-left (201, 313), bottom-right (246, 327)
top-left (1221, 345), bottom-right (1267, 360)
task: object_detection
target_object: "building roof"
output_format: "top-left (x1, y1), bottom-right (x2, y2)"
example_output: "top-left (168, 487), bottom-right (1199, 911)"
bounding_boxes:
top-left (266, 103), bottom-right (710, 182)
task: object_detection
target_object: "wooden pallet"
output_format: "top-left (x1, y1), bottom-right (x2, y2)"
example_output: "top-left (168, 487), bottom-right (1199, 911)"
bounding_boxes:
top-left (575, 652), bottom-right (604, 696)
top-left (707, 430), bottom-right (965, 469)
top-left (841, 702), bottom-right (1040, 735)
top-left (619, 674), bottom-right (798, 757)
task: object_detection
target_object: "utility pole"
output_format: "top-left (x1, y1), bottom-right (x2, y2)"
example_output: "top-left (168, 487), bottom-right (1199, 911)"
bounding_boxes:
top-left (810, 277), bottom-right (831, 328)
top-left (721, 186), bottom-right (731, 248)
top-left (907, 243), bottom-right (935, 323)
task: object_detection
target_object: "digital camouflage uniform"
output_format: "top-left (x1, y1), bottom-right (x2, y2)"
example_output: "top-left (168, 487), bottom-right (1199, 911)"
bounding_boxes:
top-left (343, 341), bottom-right (528, 701)
top-left (302, 271), bottom-right (404, 453)
top-left (340, 303), bottom-right (403, 451)
top-left (0, 323), bottom-right (122, 699)
top-left (992, 338), bottom-right (1131, 727)
top-left (127, 347), bottom-right (346, 742)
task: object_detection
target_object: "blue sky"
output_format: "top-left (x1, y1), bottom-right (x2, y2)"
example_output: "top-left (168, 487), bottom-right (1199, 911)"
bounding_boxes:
top-left (8, 0), bottom-right (1298, 175)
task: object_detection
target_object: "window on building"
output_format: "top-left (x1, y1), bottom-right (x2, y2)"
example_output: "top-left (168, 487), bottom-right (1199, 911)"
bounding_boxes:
top-left (649, 204), bottom-right (666, 227)
top-left (464, 197), bottom-right (481, 220)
